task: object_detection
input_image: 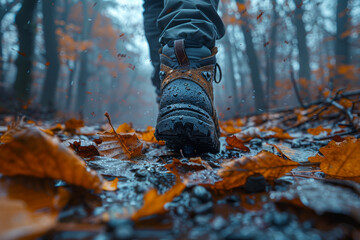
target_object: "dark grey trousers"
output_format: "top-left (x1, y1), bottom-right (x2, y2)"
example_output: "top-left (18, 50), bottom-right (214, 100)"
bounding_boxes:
top-left (143, 0), bottom-right (225, 93)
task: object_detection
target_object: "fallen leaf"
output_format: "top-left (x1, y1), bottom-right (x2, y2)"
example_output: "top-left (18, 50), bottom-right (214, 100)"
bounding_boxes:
top-left (0, 176), bottom-right (69, 239)
top-left (65, 118), bottom-right (84, 132)
top-left (136, 126), bottom-right (165, 145)
top-left (308, 137), bottom-right (360, 181)
top-left (307, 125), bottom-right (332, 136)
top-left (96, 113), bottom-right (143, 159)
top-left (69, 140), bottom-right (100, 158)
top-left (262, 127), bottom-right (294, 140)
top-left (214, 151), bottom-right (299, 190)
top-left (102, 178), bottom-right (118, 191)
top-left (131, 181), bottom-right (186, 220)
top-left (226, 135), bottom-right (250, 152)
top-left (270, 179), bottom-right (360, 223)
top-left (0, 126), bottom-right (103, 192)
top-left (116, 123), bottom-right (134, 133)
top-left (220, 120), bottom-right (241, 135)
top-left (165, 158), bottom-right (212, 179)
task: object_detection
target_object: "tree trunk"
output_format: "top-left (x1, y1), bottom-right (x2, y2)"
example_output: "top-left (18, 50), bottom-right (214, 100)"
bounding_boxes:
top-left (293, 0), bottom-right (311, 100)
top-left (236, 0), bottom-right (265, 112)
top-left (334, 0), bottom-right (350, 90)
top-left (13, 0), bottom-right (37, 104)
top-left (40, 0), bottom-right (60, 111)
top-left (0, 0), bottom-right (20, 89)
top-left (0, 27), bottom-right (3, 88)
top-left (75, 0), bottom-right (90, 115)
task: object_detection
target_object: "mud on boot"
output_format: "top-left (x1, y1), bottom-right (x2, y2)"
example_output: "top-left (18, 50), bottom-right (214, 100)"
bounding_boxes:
top-left (155, 39), bottom-right (222, 154)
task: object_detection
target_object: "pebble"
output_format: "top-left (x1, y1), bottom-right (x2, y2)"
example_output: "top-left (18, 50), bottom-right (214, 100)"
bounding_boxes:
top-left (194, 202), bottom-right (213, 214)
top-left (211, 216), bottom-right (227, 231)
top-left (192, 186), bottom-right (212, 202)
top-left (272, 212), bottom-right (290, 227)
top-left (135, 169), bottom-right (147, 178)
top-left (244, 174), bottom-right (268, 193)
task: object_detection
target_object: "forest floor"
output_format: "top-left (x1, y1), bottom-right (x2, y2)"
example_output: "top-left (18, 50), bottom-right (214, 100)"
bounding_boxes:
top-left (0, 90), bottom-right (360, 240)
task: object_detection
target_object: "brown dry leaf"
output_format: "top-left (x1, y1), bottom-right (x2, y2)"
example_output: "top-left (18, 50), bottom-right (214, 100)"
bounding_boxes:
top-left (65, 118), bottom-right (84, 132)
top-left (0, 176), bottom-right (69, 240)
top-left (308, 137), bottom-right (360, 181)
top-left (214, 151), bottom-right (299, 190)
top-left (339, 98), bottom-right (353, 109)
top-left (226, 135), bottom-right (250, 152)
top-left (307, 125), bottom-right (332, 136)
top-left (262, 127), bottom-right (294, 140)
top-left (234, 127), bottom-right (293, 142)
top-left (96, 132), bottom-right (143, 159)
top-left (0, 126), bottom-right (103, 192)
top-left (49, 123), bottom-right (64, 132)
top-left (131, 181), bottom-right (186, 220)
top-left (165, 158), bottom-right (212, 179)
top-left (136, 126), bottom-right (165, 145)
top-left (96, 113), bottom-right (143, 159)
top-left (69, 140), bottom-right (100, 158)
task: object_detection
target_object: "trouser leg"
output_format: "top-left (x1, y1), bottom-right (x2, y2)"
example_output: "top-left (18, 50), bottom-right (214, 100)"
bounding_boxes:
top-left (157, 0), bottom-right (225, 49)
top-left (143, 0), bottom-right (163, 95)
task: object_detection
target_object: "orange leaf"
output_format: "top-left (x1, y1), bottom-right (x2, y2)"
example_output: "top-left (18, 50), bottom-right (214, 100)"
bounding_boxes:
top-left (220, 120), bottom-right (241, 134)
top-left (226, 135), bottom-right (250, 152)
top-left (102, 178), bottom-right (118, 191)
top-left (65, 118), bottom-right (84, 132)
top-left (339, 98), bottom-right (353, 109)
top-left (0, 176), bottom-right (69, 239)
top-left (116, 123), bottom-right (134, 133)
top-left (308, 137), bottom-right (360, 181)
top-left (136, 126), bottom-right (165, 145)
top-left (96, 113), bottom-right (143, 159)
top-left (307, 125), bottom-right (332, 136)
top-left (0, 126), bottom-right (103, 192)
top-left (214, 151), bottom-right (299, 190)
top-left (131, 181), bottom-right (186, 220)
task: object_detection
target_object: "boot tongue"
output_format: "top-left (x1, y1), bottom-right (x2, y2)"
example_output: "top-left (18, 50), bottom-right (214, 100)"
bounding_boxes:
top-left (162, 44), bottom-right (211, 61)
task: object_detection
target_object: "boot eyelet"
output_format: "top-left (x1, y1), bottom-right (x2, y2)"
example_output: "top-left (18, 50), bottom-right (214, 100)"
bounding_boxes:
top-left (159, 71), bottom-right (166, 81)
top-left (201, 71), bottom-right (212, 82)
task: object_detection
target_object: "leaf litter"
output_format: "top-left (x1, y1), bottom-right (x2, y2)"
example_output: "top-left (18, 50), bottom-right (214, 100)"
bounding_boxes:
top-left (0, 94), bottom-right (359, 239)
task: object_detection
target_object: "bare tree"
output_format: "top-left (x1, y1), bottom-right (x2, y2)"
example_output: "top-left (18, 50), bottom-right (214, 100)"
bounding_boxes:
top-left (236, 0), bottom-right (265, 112)
top-left (334, 0), bottom-right (350, 90)
top-left (13, 0), bottom-right (38, 104)
top-left (293, 0), bottom-right (311, 100)
top-left (40, 0), bottom-right (60, 111)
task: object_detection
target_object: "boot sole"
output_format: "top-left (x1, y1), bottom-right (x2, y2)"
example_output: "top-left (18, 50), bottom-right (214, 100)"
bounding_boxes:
top-left (155, 104), bottom-right (220, 154)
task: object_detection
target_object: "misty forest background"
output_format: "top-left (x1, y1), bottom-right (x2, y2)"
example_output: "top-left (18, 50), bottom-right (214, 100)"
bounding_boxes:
top-left (0, 0), bottom-right (358, 128)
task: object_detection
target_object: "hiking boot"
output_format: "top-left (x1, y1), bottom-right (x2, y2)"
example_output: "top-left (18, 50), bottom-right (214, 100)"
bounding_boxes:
top-left (155, 39), bottom-right (222, 154)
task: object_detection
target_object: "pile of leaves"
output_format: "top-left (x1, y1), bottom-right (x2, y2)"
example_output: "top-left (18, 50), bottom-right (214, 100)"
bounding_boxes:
top-left (0, 91), bottom-right (359, 239)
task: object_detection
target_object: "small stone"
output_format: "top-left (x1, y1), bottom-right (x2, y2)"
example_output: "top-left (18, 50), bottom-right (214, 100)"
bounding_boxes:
top-left (113, 224), bottom-right (134, 240)
top-left (192, 186), bottom-right (212, 202)
top-left (211, 216), bottom-right (227, 231)
top-left (245, 196), bottom-right (255, 205)
top-left (194, 214), bottom-right (212, 226)
top-left (135, 169), bottom-right (147, 178)
top-left (194, 202), bottom-right (213, 214)
top-left (107, 218), bottom-right (134, 232)
top-left (249, 138), bottom-right (262, 147)
top-left (272, 212), bottom-right (290, 227)
top-left (244, 173), bottom-right (267, 193)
